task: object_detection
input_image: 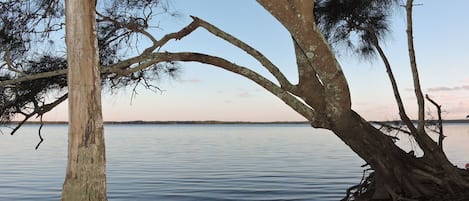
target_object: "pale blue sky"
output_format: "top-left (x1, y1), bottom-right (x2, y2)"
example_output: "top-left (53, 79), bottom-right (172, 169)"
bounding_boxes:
top-left (44, 0), bottom-right (469, 122)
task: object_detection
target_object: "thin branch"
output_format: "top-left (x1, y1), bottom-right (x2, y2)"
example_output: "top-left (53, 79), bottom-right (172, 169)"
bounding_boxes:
top-left (192, 16), bottom-right (294, 90)
top-left (149, 18), bottom-right (200, 53)
top-left (10, 94), bottom-right (68, 136)
top-left (97, 11), bottom-right (157, 44)
top-left (10, 113), bottom-right (34, 135)
top-left (102, 50), bottom-right (324, 127)
top-left (373, 121), bottom-right (412, 136)
top-left (0, 18), bottom-right (202, 88)
top-left (0, 68), bottom-right (67, 87)
top-left (149, 51), bottom-right (326, 127)
top-left (372, 36), bottom-right (418, 135)
top-left (425, 94), bottom-right (445, 149)
top-left (3, 49), bottom-right (26, 76)
top-left (35, 114), bottom-right (44, 150)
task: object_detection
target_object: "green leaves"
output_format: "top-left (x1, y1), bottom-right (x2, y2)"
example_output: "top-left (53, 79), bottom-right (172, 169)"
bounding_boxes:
top-left (314, 0), bottom-right (399, 58)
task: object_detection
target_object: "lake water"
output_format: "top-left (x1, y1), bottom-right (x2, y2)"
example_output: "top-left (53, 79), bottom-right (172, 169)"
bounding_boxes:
top-left (1, 123), bottom-right (468, 200)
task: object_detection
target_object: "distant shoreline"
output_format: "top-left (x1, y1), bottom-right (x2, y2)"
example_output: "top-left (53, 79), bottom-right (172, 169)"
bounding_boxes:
top-left (7, 119), bottom-right (469, 125)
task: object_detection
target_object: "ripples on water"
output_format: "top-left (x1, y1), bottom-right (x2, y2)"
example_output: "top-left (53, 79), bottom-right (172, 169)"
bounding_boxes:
top-left (1, 124), bottom-right (468, 200)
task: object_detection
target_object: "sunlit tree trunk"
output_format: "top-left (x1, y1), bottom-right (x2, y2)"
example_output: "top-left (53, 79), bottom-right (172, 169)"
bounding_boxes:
top-left (62, 0), bottom-right (107, 200)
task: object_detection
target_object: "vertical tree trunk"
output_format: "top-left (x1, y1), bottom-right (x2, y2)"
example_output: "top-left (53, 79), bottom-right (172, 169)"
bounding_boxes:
top-left (62, 0), bottom-right (107, 200)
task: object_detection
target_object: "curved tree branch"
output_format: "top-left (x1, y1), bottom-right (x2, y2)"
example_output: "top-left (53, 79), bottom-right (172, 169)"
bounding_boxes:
top-left (0, 18), bottom-right (202, 88)
top-left (1, 15), bottom-right (328, 128)
top-left (150, 51), bottom-right (328, 128)
top-left (191, 16), bottom-right (294, 90)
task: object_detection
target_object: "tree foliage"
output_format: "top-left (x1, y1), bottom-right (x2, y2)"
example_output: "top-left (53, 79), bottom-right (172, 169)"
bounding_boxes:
top-left (0, 56), bottom-right (67, 127)
top-left (314, 0), bottom-right (398, 58)
top-left (0, 0), bottom-right (178, 127)
top-left (2, 0), bottom-right (469, 200)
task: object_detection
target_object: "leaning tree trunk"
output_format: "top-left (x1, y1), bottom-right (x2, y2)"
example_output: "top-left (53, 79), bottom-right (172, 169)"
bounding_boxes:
top-left (332, 111), bottom-right (469, 200)
top-left (257, 0), bottom-right (469, 200)
top-left (62, 0), bottom-right (107, 200)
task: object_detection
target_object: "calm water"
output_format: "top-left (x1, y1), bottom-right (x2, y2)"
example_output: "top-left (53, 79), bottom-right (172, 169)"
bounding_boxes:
top-left (1, 124), bottom-right (468, 200)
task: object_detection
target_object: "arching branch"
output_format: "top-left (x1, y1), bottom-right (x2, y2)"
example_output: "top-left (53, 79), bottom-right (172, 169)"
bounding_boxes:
top-left (0, 18), bottom-right (202, 88)
top-left (150, 51), bottom-right (328, 128)
top-left (191, 16), bottom-right (294, 91)
top-left (1, 15), bottom-right (325, 127)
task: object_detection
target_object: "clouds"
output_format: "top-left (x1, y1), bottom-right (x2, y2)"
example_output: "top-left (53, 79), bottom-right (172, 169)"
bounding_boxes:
top-left (421, 80), bottom-right (469, 119)
top-left (427, 85), bottom-right (469, 92)
top-left (178, 78), bottom-right (202, 83)
top-left (238, 92), bottom-right (252, 98)
top-left (364, 79), bottom-right (469, 120)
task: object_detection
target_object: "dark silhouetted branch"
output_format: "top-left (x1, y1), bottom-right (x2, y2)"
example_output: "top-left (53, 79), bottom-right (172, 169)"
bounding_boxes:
top-left (425, 94), bottom-right (445, 149)
top-left (35, 115), bottom-right (44, 150)
top-left (10, 93), bottom-right (68, 136)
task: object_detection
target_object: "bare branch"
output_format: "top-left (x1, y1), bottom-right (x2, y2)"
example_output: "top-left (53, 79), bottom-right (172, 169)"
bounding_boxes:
top-left (10, 113), bottom-right (35, 136)
top-left (148, 18), bottom-right (201, 53)
top-left (374, 121), bottom-right (412, 136)
top-left (97, 12), bottom-right (157, 46)
top-left (3, 49), bottom-right (26, 76)
top-left (0, 68), bottom-right (67, 87)
top-left (0, 18), bottom-right (202, 88)
top-left (425, 94), bottom-right (445, 149)
top-left (372, 36), bottom-right (418, 135)
top-left (149, 51), bottom-right (327, 127)
top-left (10, 93), bottom-right (68, 136)
top-left (191, 16), bottom-right (294, 90)
top-left (406, 0), bottom-right (425, 132)
top-left (35, 114), bottom-right (44, 150)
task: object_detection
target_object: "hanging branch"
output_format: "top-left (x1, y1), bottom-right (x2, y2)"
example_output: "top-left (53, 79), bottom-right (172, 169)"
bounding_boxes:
top-left (35, 114), bottom-right (45, 150)
top-left (10, 93), bottom-right (68, 136)
top-left (425, 94), bottom-right (445, 149)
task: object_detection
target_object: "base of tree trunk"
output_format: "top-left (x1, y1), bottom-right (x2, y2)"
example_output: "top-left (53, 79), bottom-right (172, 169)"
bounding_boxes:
top-left (334, 112), bottom-right (469, 201)
top-left (61, 144), bottom-right (107, 201)
top-left (343, 168), bottom-right (469, 201)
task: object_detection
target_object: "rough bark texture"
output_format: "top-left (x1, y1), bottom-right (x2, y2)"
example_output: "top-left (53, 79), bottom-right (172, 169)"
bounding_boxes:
top-left (4, 0), bottom-right (469, 200)
top-left (406, 0), bottom-right (426, 133)
top-left (256, 0), bottom-right (469, 200)
top-left (62, 0), bottom-right (107, 200)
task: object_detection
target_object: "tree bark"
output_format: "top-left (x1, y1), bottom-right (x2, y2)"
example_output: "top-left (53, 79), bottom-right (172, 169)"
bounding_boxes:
top-left (406, 0), bottom-right (426, 133)
top-left (62, 0), bottom-right (107, 200)
top-left (5, 0), bottom-right (468, 199)
top-left (256, 0), bottom-right (469, 199)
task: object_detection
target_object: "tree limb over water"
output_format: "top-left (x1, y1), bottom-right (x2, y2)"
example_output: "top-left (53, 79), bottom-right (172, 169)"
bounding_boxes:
top-left (2, 0), bottom-right (469, 200)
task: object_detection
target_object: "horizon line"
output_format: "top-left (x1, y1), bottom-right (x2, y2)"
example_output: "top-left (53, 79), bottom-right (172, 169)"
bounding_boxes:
top-left (6, 119), bottom-right (469, 125)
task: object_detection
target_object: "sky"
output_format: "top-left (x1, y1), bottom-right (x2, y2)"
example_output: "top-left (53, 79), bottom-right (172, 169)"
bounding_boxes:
top-left (43, 0), bottom-right (469, 122)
